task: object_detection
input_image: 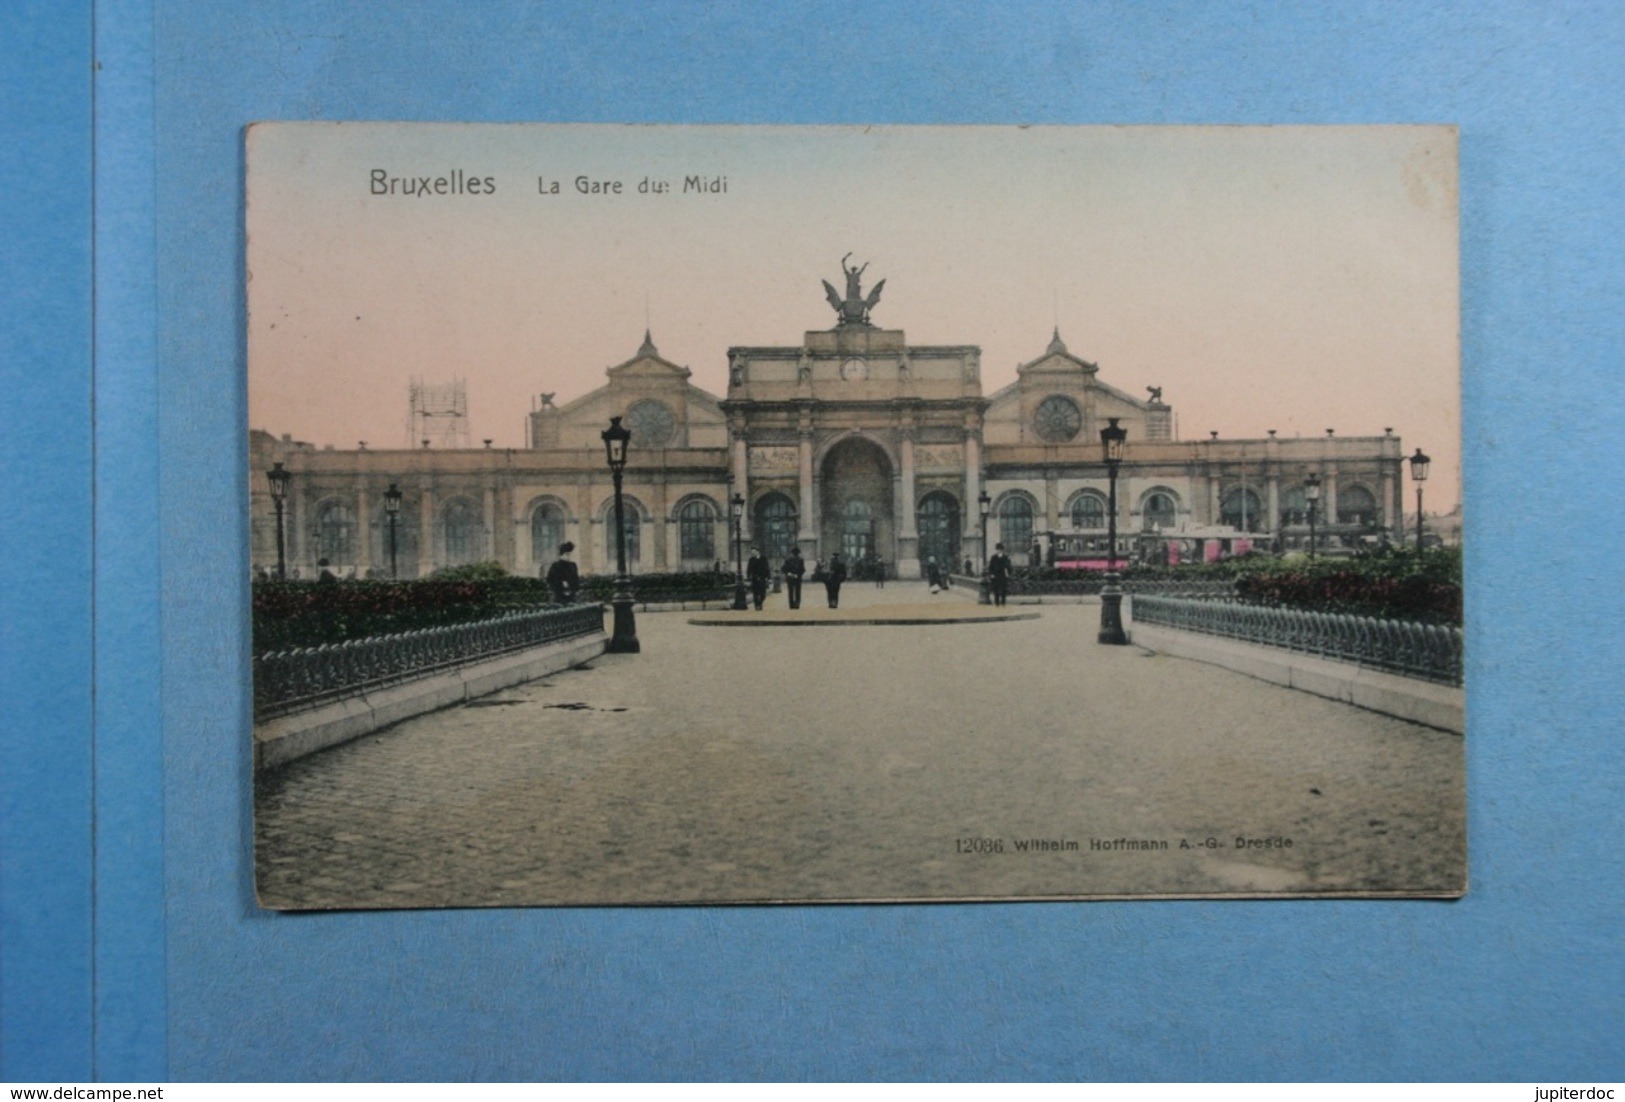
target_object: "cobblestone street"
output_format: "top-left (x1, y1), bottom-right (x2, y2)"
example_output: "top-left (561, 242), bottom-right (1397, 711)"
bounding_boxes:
top-left (256, 583), bottom-right (1466, 908)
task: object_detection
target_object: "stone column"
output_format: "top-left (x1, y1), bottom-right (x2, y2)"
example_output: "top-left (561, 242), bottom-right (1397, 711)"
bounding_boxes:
top-left (963, 429), bottom-right (983, 572)
top-left (799, 425), bottom-right (819, 555)
top-left (576, 480), bottom-right (595, 573)
top-left (896, 430), bottom-right (919, 579)
top-left (512, 491), bottom-right (529, 575)
top-left (355, 480), bottom-right (372, 574)
top-left (482, 487), bottom-right (496, 562)
top-left (418, 482), bottom-right (435, 577)
top-left (652, 475), bottom-right (668, 570)
top-left (1266, 477), bottom-right (1280, 536)
top-left (289, 489), bottom-right (306, 578)
top-left (1324, 471), bottom-right (1339, 542)
top-left (730, 423), bottom-right (749, 503)
top-left (1383, 463), bottom-right (1399, 538)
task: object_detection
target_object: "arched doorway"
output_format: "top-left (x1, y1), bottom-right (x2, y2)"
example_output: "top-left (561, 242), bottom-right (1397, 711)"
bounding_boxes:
top-left (820, 436), bottom-right (893, 567)
top-left (916, 491), bottom-right (960, 573)
top-left (754, 492), bottom-right (798, 561)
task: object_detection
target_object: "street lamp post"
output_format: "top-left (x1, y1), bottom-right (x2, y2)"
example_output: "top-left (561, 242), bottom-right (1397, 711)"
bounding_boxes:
top-left (267, 461), bottom-right (290, 581)
top-left (977, 489), bottom-right (992, 605)
top-left (382, 483), bottom-right (402, 580)
top-left (601, 417), bottom-right (640, 654)
top-left (1098, 417), bottom-right (1128, 645)
top-left (1305, 472), bottom-right (1321, 559)
top-left (730, 492), bottom-right (748, 610)
top-left (1409, 447), bottom-right (1431, 552)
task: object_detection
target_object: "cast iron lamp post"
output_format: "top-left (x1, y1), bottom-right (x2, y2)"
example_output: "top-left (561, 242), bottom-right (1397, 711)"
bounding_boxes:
top-left (1098, 417), bottom-right (1128, 645)
top-left (1305, 472), bottom-right (1321, 559)
top-left (382, 483), bottom-right (402, 580)
top-left (601, 417), bottom-right (640, 653)
top-left (1409, 447), bottom-right (1431, 552)
top-left (730, 492), bottom-right (748, 610)
top-left (267, 461), bottom-right (290, 581)
top-left (977, 489), bottom-right (992, 605)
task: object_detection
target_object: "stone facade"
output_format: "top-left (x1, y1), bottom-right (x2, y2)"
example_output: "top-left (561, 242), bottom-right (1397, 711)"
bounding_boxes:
top-left (252, 306), bottom-right (1407, 581)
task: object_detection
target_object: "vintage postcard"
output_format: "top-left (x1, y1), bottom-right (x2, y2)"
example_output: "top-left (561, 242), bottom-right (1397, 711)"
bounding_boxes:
top-left (248, 124), bottom-right (1462, 908)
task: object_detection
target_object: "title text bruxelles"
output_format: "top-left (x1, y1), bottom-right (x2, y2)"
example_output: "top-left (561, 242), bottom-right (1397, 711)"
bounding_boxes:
top-left (369, 169), bottom-right (496, 197)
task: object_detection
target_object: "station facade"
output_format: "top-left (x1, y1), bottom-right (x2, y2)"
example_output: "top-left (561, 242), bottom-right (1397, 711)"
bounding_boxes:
top-left (251, 274), bottom-right (1409, 580)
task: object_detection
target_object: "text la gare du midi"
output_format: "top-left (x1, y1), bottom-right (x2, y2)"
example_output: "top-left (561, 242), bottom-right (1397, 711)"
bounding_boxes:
top-left (368, 169), bottom-right (728, 197)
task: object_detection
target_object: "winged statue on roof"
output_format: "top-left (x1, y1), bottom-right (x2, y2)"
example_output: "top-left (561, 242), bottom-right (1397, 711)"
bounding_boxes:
top-left (822, 253), bottom-right (885, 328)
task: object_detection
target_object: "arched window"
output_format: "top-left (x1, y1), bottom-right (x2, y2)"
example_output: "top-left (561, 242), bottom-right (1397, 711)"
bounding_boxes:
top-left (1069, 492), bottom-right (1107, 530)
top-left (998, 494), bottom-right (1035, 553)
top-left (313, 499), bottom-right (356, 564)
top-left (1280, 485), bottom-right (1310, 527)
top-left (1338, 484), bottom-right (1378, 527)
top-left (754, 493), bottom-right (798, 561)
top-left (1142, 491), bottom-right (1178, 530)
top-left (442, 498), bottom-right (482, 565)
top-left (916, 491), bottom-right (960, 570)
top-left (1220, 488), bottom-right (1264, 533)
top-left (678, 498), bottom-right (717, 562)
top-left (841, 499), bottom-right (873, 561)
top-left (530, 502), bottom-right (566, 564)
top-left (603, 499), bottom-right (641, 568)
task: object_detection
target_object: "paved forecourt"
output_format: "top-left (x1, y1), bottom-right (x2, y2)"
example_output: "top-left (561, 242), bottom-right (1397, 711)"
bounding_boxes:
top-left (256, 579), bottom-right (1465, 909)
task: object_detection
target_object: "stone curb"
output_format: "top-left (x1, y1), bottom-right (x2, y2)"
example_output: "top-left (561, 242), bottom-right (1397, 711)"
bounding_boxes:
top-left (1127, 621), bottom-right (1464, 734)
top-left (254, 632), bottom-right (608, 771)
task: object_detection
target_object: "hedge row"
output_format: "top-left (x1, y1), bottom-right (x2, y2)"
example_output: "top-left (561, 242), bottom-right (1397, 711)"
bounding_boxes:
top-left (1011, 546), bottom-right (1462, 623)
top-left (252, 568), bottom-right (734, 651)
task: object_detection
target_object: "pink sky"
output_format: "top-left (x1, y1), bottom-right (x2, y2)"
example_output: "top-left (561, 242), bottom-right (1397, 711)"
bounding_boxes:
top-left (248, 124), bottom-right (1459, 508)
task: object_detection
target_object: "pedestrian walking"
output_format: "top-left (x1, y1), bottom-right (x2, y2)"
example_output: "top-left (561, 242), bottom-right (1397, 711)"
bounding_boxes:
top-left (926, 556), bottom-right (944, 594)
top-left (545, 541), bottom-right (579, 604)
top-left (746, 546), bottom-right (771, 610)
top-left (874, 558), bottom-right (885, 588)
top-left (988, 541), bottom-right (1013, 607)
top-left (782, 546), bottom-right (806, 609)
top-left (824, 551), bottom-right (847, 609)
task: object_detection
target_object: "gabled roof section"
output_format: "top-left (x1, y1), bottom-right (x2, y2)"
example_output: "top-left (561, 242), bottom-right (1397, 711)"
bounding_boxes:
top-left (605, 330), bottom-right (692, 380)
top-left (1015, 327), bottom-right (1099, 378)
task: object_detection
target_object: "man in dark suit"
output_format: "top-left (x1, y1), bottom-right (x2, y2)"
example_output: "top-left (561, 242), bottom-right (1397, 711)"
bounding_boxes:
top-left (988, 542), bottom-right (1013, 607)
top-left (782, 546), bottom-right (806, 609)
top-left (824, 551), bottom-right (848, 609)
top-left (746, 546), bottom-right (771, 610)
top-left (545, 541), bottom-right (579, 604)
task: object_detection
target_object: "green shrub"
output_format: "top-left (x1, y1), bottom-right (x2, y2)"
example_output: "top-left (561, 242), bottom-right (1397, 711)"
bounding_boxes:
top-left (427, 560), bottom-right (509, 581)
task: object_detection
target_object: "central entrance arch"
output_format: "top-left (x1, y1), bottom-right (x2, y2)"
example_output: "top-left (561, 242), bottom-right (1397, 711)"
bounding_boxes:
top-left (820, 435), bottom-right (893, 569)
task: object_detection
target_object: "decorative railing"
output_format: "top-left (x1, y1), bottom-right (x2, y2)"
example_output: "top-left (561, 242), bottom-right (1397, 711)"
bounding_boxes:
top-left (1130, 596), bottom-right (1463, 686)
top-left (254, 604), bottom-right (605, 721)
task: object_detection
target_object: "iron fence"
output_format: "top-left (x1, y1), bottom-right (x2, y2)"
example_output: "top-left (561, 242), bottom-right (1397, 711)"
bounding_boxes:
top-left (1130, 595), bottom-right (1463, 686)
top-left (254, 603), bottom-right (605, 720)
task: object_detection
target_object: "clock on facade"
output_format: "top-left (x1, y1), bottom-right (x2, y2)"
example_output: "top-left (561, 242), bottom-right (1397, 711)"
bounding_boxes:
top-left (840, 357), bottom-right (870, 381)
top-left (624, 398), bottom-right (677, 448)
top-left (1034, 394), bottom-right (1083, 443)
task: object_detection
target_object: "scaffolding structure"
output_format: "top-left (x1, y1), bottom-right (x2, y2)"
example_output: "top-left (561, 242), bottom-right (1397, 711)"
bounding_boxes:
top-left (407, 378), bottom-right (470, 449)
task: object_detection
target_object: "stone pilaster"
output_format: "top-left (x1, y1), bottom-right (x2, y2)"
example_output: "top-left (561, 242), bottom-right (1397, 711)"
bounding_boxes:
top-left (418, 482), bottom-right (435, 577)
